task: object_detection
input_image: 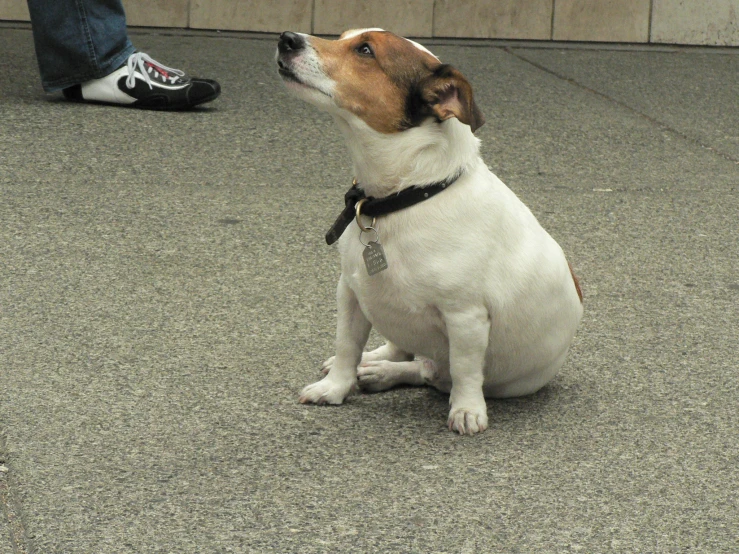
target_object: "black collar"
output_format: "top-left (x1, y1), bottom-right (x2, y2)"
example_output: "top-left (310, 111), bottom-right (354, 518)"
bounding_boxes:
top-left (325, 170), bottom-right (464, 245)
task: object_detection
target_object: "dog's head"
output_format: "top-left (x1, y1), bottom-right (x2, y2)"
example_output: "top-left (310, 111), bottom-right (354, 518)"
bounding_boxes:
top-left (276, 29), bottom-right (484, 135)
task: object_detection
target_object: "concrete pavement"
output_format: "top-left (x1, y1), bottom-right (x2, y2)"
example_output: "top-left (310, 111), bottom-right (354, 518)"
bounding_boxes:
top-left (1, 24), bottom-right (738, 553)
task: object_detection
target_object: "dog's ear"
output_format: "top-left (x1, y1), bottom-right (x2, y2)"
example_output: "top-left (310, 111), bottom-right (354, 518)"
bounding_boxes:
top-left (415, 64), bottom-right (485, 132)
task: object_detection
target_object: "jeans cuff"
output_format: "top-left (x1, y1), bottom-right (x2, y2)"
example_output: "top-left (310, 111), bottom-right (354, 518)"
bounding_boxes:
top-left (42, 41), bottom-right (136, 92)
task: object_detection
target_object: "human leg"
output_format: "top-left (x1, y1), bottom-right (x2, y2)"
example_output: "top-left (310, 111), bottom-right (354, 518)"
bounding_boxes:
top-left (26, 0), bottom-right (220, 109)
top-left (27, 0), bottom-right (134, 91)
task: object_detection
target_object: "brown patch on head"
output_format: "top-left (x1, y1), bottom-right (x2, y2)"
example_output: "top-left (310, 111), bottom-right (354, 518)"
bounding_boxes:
top-left (308, 31), bottom-right (484, 134)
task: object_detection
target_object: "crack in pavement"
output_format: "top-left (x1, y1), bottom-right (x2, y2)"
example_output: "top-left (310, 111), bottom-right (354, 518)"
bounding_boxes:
top-left (505, 47), bottom-right (739, 166)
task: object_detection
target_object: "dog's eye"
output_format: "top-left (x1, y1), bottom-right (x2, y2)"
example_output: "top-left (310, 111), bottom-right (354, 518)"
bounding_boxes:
top-left (356, 43), bottom-right (374, 57)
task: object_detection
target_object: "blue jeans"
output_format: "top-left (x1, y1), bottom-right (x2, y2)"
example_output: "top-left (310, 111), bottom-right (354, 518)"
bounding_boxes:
top-left (27, 0), bottom-right (136, 91)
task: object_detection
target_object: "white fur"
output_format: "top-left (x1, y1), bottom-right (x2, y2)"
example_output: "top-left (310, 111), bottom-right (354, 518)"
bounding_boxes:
top-left (339, 28), bottom-right (386, 41)
top-left (276, 33), bottom-right (335, 104)
top-left (280, 34), bottom-right (583, 435)
top-left (405, 38), bottom-right (440, 61)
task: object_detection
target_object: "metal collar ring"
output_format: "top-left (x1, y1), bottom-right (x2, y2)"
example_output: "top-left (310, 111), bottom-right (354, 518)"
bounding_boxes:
top-left (355, 198), bottom-right (377, 232)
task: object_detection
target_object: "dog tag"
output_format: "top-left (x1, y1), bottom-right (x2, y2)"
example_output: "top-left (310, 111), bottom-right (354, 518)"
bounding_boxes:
top-left (363, 241), bottom-right (388, 276)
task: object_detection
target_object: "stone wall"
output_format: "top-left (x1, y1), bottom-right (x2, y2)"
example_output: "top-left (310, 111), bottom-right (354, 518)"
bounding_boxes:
top-left (1, 0), bottom-right (737, 46)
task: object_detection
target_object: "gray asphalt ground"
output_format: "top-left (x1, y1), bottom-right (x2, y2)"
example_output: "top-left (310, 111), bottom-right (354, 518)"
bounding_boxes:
top-left (1, 23), bottom-right (738, 553)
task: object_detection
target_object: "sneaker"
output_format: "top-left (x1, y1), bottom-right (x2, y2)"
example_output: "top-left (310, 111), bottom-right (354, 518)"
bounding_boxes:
top-left (62, 52), bottom-right (221, 110)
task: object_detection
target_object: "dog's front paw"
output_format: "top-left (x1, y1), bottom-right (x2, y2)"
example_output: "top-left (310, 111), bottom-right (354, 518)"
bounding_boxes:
top-left (299, 376), bottom-right (355, 405)
top-left (448, 406), bottom-right (488, 436)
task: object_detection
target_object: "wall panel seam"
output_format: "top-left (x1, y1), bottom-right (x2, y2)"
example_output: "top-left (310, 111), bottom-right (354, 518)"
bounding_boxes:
top-left (432, 0), bottom-right (436, 37)
top-left (311, 0), bottom-right (316, 34)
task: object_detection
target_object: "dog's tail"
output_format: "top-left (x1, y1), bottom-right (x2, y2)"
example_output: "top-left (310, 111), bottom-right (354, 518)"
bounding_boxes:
top-left (568, 262), bottom-right (583, 303)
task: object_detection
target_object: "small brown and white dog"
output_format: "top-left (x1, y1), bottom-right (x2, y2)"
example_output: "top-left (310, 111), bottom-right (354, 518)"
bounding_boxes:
top-left (276, 29), bottom-right (583, 435)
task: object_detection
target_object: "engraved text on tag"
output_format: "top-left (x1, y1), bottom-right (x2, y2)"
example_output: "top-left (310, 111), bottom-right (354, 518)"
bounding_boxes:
top-left (363, 242), bottom-right (388, 276)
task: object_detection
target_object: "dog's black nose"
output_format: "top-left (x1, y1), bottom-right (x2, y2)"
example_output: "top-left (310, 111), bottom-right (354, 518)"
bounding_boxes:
top-left (278, 31), bottom-right (305, 54)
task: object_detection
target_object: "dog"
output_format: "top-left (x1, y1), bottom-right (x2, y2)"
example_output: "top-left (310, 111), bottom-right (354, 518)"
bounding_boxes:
top-left (276, 29), bottom-right (583, 435)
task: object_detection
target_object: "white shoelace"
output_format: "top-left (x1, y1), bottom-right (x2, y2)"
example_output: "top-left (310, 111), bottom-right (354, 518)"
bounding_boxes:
top-left (125, 52), bottom-right (186, 89)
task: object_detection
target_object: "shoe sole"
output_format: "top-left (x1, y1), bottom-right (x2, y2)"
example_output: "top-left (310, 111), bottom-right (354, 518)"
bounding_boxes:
top-left (62, 84), bottom-right (221, 111)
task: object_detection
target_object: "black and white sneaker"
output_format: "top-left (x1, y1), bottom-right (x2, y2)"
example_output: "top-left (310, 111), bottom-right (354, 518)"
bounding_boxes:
top-left (63, 52), bottom-right (221, 110)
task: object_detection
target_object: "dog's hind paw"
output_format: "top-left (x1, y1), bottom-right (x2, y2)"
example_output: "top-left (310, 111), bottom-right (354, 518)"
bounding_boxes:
top-left (299, 377), bottom-right (355, 405)
top-left (448, 406), bottom-right (488, 436)
top-left (322, 344), bottom-right (414, 375)
top-left (321, 356), bottom-right (335, 375)
top-left (357, 360), bottom-right (425, 392)
top-left (357, 361), bottom-right (403, 392)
